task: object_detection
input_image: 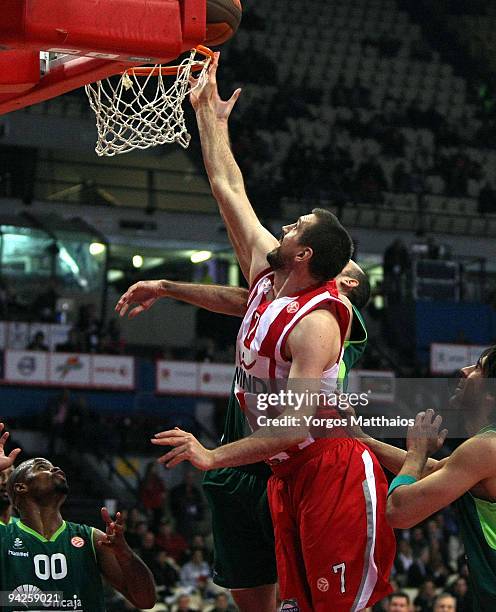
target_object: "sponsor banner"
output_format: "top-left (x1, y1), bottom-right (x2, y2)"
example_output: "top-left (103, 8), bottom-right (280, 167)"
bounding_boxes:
top-left (92, 355), bottom-right (134, 389)
top-left (3, 350), bottom-right (135, 389)
top-left (4, 350), bottom-right (48, 384)
top-left (49, 353), bottom-right (91, 385)
top-left (198, 363), bottom-right (235, 396)
top-left (430, 343), bottom-right (490, 375)
top-left (156, 360), bottom-right (197, 394)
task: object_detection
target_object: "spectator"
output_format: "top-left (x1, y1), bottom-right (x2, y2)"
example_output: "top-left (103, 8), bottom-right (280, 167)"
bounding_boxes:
top-left (56, 327), bottom-right (83, 352)
top-left (172, 593), bottom-right (197, 612)
top-left (179, 549), bottom-right (211, 590)
top-left (203, 592), bottom-right (237, 612)
top-left (149, 549), bottom-right (179, 593)
top-left (395, 539), bottom-right (414, 579)
top-left (155, 521), bottom-right (189, 563)
top-left (31, 279), bottom-right (59, 322)
top-left (126, 520), bottom-right (149, 551)
top-left (408, 549), bottom-right (433, 588)
top-left (387, 592), bottom-right (411, 612)
top-left (138, 530), bottom-right (158, 569)
top-left (450, 576), bottom-right (470, 612)
top-left (433, 593), bottom-right (456, 612)
top-left (45, 389), bottom-right (74, 455)
top-left (139, 462), bottom-right (167, 528)
top-left (77, 303), bottom-right (101, 352)
top-left (170, 471), bottom-right (205, 539)
top-left (27, 330), bottom-right (49, 351)
top-left (414, 579), bottom-right (437, 612)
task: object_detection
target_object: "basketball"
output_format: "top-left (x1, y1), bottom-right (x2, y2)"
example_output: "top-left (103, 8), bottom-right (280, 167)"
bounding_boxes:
top-left (206, 0), bottom-right (242, 46)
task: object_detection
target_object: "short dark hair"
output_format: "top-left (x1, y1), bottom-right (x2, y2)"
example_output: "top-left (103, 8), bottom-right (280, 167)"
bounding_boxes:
top-left (389, 591), bottom-right (410, 604)
top-left (345, 266), bottom-right (371, 309)
top-left (480, 345), bottom-right (496, 378)
top-left (299, 208), bottom-right (353, 282)
top-left (6, 458), bottom-right (37, 507)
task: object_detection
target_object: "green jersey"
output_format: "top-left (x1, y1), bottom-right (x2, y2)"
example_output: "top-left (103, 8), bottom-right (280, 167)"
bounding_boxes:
top-left (339, 306), bottom-right (368, 390)
top-left (0, 519), bottom-right (105, 612)
top-left (455, 426), bottom-right (496, 611)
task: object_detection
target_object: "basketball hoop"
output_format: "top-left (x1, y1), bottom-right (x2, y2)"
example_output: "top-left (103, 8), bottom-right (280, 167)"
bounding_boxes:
top-left (85, 46), bottom-right (214, 156)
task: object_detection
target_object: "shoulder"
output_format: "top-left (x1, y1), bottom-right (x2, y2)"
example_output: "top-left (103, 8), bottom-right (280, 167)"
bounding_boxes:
top-left (287, 310), bottom-right (341, 360)
top-left (449, 435), bottom-right (496, 474)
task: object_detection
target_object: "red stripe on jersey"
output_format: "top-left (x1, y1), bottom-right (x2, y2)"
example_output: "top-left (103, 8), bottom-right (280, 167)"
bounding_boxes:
top-left (258, 280), bottom-right (349, 361)
top-left (279, 293), bottom-right (350, 364)
top-left (247, 268), bottom-right (273, 307)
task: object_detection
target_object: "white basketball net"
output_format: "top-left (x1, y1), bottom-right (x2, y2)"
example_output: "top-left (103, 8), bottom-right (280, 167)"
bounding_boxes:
top-left (85, 48), bottom-right (212, 156)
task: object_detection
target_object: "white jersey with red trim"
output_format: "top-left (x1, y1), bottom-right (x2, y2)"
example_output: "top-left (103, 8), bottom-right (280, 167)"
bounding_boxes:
top-left (233, 268), bottom-right (350, 463)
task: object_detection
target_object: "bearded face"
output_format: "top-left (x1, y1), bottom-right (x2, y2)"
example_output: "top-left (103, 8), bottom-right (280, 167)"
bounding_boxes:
top-left (266, 245), bottom-right (287, 270)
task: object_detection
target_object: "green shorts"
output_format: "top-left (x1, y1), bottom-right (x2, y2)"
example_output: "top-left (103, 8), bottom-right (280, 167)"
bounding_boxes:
top-left (203, 463), bottom-right (277, 589)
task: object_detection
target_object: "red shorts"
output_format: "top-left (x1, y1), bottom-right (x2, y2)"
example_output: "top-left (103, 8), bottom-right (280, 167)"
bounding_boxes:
top-left (267, 438), bottom-right (395, 612)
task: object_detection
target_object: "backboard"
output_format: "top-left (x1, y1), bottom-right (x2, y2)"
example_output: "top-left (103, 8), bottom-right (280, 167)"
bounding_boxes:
top-left (0, 0), bottom-right (207, 115)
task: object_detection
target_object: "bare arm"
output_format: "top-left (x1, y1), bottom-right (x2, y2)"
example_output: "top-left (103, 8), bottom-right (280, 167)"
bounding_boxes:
top-left (151, 309), bottom-right (342, 468)
top-left (191, 52), bottom-right (278, 283)
top-left (360, 436), bottom-right (446, 477)
top-left (387, 437), bottom-right (496, 528)
top-left (94, 508), bottom-right (155, 610)
top-left (0, 423), bottom-right (21, 473)
top-left (115, 279), bottom-right (249, 319)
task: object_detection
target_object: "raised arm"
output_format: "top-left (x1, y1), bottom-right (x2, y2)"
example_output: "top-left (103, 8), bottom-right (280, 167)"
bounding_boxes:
top-left (345, 406), bottom-right (445, 477)
top-left (0, 423), bottom-right (21, 473)
top-left (115, 279), bottom-right (249, 319)
top-left (386, 436), bottom-right (496, 528)
top-left (191, 52), bottom-right (279, 282)
top-left (94, 507), bottom-right (156, 610)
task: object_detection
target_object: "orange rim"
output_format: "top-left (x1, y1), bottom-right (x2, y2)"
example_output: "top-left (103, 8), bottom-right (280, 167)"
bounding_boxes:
top-left (124, 46), bottom-right (214, 77)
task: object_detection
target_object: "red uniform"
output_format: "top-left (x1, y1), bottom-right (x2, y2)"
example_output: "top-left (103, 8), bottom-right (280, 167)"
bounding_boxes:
top-left (235, 269), bottom-right (395, 611)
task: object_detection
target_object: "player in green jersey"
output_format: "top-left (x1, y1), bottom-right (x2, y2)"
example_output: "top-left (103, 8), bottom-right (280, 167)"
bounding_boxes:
top-left (350, 345), bottom-right (496, 612)
top-left (116, 261), bottom-right (369, 611)
top-left (0, 424), bottom-right (156, 612)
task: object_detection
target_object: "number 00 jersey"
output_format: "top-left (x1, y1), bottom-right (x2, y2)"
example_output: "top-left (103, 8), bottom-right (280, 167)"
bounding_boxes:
top-left (234, 268), bottom-right (350, 462)
top-left (0, 520), bottom-right (105, 612)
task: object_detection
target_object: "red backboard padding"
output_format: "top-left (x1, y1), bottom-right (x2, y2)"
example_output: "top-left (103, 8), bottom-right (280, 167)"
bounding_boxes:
top-left (0, 50), bottom-right (39, 93)
top-left (0, 0), bottom-right (206, 114)
top-left (0, 0), bottom-right (205, 60)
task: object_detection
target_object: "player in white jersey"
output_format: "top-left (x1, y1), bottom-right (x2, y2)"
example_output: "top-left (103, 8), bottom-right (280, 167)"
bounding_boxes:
top-left (148, 54), bottom-right (395, 612)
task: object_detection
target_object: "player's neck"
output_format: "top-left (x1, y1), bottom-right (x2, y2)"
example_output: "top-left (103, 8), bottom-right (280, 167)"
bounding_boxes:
top-left (19, 503), bottom-right (64, 539)
top-left (0, 507), bottom-right (10, 524)
top-left (272, 269), bottom-right (320, 299)
top-left (463, 405), bottom-right (494, 437)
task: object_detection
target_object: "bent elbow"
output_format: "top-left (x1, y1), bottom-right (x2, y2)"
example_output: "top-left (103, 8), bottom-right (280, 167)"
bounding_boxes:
top-left (386, 504), bottom-right (413, 529)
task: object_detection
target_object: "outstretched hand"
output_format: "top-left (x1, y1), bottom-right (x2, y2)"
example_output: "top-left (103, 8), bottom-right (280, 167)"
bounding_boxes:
top-left (151, 427), bottom-right (215, 470)
top-left (189, 51), bottom-right (241, 121)
top-left (99, 507), bottom-right (128, 555)
top-left (0, 423), bottom-right (21, 473)
top-left (407, 409), bottom-right (448, 458)
top-left (115, 280), bottom-right (165, 319)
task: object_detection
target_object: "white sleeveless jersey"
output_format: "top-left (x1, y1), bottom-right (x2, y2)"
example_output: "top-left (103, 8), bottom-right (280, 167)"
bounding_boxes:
top-left (233, 268), bottom-right (350, 462)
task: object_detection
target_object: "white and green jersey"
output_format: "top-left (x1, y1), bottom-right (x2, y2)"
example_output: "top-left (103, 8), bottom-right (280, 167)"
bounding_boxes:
top-left (0, 519), bottom-right (105, 611)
